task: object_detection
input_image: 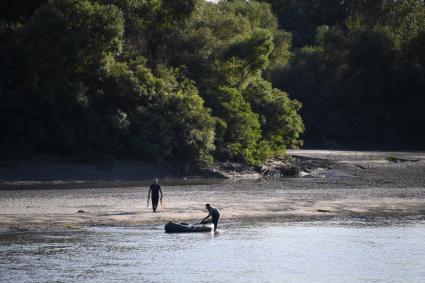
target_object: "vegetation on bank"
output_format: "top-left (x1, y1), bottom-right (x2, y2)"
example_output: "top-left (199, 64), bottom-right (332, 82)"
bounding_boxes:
top-left (1, 0), bottom-right (424, 167)
top-left (0, 0), bottom-right (303, 165)
top-left (261, 0), bottom-right (425, 144)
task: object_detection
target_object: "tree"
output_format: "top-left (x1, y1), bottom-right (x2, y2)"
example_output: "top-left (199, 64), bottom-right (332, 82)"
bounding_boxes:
top-left (243, 77), bottom-right (304, 151)
top-left (204, 87), bottom-right (261, 164)
top-left (0, 0), bottom-right (306, 164)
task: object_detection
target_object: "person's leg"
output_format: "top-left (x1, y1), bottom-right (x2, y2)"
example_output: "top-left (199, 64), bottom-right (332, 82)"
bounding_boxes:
top-left (212, 216), bottom-right (219, 231)
top-left (152, 196), bottom-right (159, 212)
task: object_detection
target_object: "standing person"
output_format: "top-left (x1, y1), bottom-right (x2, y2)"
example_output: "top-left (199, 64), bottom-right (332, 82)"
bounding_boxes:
top-left (147, 178), bottom-right (163, 212)
top-left (201, 203), bottom-right (220, 231)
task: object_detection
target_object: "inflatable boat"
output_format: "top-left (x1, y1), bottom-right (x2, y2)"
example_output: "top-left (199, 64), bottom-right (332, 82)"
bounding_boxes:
top-left (164, 222), bottom-right (214, 233)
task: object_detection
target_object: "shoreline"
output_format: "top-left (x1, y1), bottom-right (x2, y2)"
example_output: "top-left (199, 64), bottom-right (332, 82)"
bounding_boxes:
top-left (2, 200), bottom-right (425, 234)
top-left (1, 150), bottom-right (424, 233)
top-left (1, 149), bottom-right (424, 190)
top-left (0, 152), bottom-right (334, 190)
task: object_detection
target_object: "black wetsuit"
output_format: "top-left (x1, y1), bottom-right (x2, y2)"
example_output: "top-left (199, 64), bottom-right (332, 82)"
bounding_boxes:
top-left (208, 207), bottom-right (220, 231)
top-left (150, 183), bottom-right (161, 212)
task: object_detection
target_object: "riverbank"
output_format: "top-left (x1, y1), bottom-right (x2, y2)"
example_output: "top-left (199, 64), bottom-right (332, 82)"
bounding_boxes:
top-left (0, 150), bottom-right (424, 232)
top-left (0, 153), bottom-right (333, 189)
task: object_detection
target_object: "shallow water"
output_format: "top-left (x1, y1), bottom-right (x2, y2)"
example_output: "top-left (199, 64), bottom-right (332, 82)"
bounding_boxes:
top-left (1, 221), bottom-right (425, 283)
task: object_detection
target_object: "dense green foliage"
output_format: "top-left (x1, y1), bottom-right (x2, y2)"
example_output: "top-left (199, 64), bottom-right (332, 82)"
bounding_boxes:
top-left (4, 0), bottom-right (421, 166)
top-left (261, 0), bottom-right (425, 145)
top-left (0, 0), bottom-right (304, 165)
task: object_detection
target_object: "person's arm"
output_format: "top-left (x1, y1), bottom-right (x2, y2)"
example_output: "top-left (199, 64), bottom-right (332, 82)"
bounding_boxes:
top-left (159, 186), bottom-right (163, 199)
top-left (201, 211), bottom-right (211, 222)
top-left (147, 187), bottom-right (151, 206)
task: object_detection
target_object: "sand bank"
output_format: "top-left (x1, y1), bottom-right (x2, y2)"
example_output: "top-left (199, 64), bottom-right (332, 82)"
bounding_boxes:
top-left (0, 150), bottom-right (424, 232)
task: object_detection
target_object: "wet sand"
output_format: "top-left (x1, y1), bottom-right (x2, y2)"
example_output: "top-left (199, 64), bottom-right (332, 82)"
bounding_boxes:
top-left (1, 150), bottom-right (424, 232)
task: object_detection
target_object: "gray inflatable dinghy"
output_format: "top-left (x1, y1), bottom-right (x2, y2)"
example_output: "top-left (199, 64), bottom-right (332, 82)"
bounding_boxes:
top-left (164, 222), bottom-right (214, 233)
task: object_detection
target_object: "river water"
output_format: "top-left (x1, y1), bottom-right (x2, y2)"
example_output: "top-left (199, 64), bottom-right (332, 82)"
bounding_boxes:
top-left (1, 221), bottom-right (425, 283)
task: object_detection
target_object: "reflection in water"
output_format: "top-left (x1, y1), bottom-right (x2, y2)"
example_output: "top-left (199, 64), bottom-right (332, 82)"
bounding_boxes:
top-left (1, 222), bottom-right (425, 282)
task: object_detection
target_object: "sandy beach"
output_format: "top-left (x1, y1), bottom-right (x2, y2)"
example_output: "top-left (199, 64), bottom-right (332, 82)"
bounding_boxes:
top-left (1, 150), bottom-right (424, 232)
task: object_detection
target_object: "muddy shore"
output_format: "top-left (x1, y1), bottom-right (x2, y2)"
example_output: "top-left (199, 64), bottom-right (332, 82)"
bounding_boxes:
top-left (0, 150), bottom-right (424, 232)
top-left (0, 153), bottom-right (331, 188)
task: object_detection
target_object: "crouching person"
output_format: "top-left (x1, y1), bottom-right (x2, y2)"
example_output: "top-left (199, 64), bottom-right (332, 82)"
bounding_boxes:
top-left (201, 203), bottom-right (220, 231)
